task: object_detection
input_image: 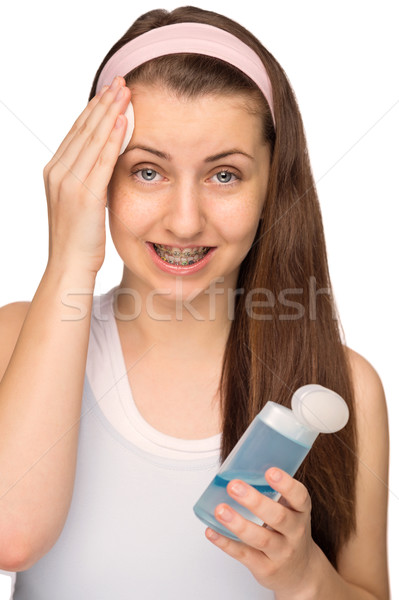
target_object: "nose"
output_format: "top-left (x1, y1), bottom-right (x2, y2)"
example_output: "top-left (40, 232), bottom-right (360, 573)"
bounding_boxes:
top-left (162, 179), bottom-right (207, 240)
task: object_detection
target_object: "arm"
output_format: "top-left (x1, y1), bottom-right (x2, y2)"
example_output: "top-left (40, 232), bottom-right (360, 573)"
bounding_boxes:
top-left (285, 348), bottom-right (390, 599)
top-left (0, 266), bottom-right (95, 571)
top-left (0, 75), bottom-right (130, 572)
top-left (205, 347), bottom-right (390, 599)
top-left (328, 348), bottom-right (390, 599)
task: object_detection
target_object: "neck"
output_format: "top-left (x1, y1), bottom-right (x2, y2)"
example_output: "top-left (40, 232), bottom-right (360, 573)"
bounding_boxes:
top-left (114, 272), bottom-right (236, 355)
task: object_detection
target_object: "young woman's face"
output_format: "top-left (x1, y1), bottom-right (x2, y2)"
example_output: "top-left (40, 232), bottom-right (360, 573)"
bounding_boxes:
top-left (107, 83), bottom-right (271, 305)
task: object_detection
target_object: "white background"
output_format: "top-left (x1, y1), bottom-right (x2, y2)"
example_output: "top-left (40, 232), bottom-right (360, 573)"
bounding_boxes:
top-left (0, 0), bottom-right (397, 598)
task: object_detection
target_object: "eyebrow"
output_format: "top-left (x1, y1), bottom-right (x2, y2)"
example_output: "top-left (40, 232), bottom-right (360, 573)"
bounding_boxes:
top-left (123, 145), bottom-right (254, 162)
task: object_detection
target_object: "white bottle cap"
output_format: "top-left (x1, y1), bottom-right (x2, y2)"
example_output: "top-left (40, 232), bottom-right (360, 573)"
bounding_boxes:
top-left (291, 384), bottom-right (349, 433)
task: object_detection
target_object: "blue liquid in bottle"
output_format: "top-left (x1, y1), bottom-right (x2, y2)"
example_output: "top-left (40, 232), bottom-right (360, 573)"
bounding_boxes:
top-left (193, 416), bottom-right (311, 541)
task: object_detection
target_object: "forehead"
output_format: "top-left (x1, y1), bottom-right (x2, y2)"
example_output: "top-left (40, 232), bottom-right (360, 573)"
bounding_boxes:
top-left (128, 83), bottom-right (265, 151)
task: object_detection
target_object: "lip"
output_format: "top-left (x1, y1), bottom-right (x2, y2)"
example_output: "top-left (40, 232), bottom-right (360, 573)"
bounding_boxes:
top-left (151, 242), bottom-right (211, 250)
top-left (145, 242), bottom-right (216, 275)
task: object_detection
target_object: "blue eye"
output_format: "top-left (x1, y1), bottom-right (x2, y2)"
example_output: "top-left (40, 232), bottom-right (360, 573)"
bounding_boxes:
top-left (131, 168), bottom-right (161, 183)
top-left (129, 167), bottom-right (241, 186)
top-left (212, 170), bottom-right (239, 185)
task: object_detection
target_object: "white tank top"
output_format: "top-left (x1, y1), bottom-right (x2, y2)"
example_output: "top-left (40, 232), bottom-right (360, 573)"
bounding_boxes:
top-left (13, 286), bottom-right (275, 599)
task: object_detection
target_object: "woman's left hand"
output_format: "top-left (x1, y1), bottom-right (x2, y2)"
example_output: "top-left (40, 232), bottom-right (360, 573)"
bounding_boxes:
top-left (206, 467), bottom-right (318, 595)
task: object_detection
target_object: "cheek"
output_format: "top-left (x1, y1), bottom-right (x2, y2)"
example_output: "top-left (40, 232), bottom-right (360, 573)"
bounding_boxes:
top-left (215, 199), bottom-right (262, 244)
top-left (213, 177), bottom-right (266, 234)
top-left (108, 189), bottom-right (159, 239)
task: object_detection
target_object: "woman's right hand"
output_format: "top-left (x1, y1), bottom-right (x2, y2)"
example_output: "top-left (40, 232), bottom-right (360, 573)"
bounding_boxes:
top-left (43, 75), bottom-right (132, 277)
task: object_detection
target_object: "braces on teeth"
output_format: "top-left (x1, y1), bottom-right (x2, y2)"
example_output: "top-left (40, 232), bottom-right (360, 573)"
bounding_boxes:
top-left (153, 243), bottom-right (211, 265)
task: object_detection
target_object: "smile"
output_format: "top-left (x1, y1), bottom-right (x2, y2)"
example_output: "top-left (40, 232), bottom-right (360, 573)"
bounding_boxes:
top-left (153, 243), bottom-right (211, 266)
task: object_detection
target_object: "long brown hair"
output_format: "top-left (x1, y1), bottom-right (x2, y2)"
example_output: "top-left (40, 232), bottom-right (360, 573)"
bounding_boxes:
top-left (89, 6), bottom-right (357, 569)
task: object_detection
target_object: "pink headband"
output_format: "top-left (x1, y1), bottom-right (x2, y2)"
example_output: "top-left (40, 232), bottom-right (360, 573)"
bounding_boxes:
top-left (96, 22), bottom-right (275, 154)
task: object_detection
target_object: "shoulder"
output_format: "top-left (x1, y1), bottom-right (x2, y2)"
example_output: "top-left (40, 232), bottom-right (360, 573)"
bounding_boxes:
top-left (343, 344), bottom-right (389, 482)
top-left (344, 344), bottom-right (383, 387)
top-left (0, 301), bottom-right (31, 380)
top-left (343, 345), bottom-right (387, 422)
top-left (336, 346), bottom-right (390, 598)
top-left (0, 300), bottom-right (31, 329)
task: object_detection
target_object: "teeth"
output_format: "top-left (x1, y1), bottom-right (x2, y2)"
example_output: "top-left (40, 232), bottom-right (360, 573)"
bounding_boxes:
top-left (154, 243), bottom-right (209, 255)
top-left (153, 243), bottom-right (210, 265)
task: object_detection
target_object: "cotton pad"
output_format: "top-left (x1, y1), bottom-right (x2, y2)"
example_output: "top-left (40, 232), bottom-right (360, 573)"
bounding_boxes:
top-left (119, 101), bottom-right (135, 156)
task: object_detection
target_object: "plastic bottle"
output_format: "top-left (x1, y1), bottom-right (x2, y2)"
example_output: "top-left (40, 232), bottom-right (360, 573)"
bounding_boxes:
top-left (193, 384), bottom-right (349, 540)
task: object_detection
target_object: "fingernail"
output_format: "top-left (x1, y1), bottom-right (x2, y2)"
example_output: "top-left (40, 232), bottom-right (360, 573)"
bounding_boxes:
top-left (111, 76), bottom-right (122, 90)
top-left (230, 482), bottom-right (247, 497)
top-left (207, 529), bottom-right (220, 541)
top-left (116, 87), bottom-right (126, 102)
top-left (98, 85), bottom-right (109, 98)
top-left (217, 506), bottom-right (233, 522)
top-left (114, 115), bottom-right (124, 129)
top-left (269, 468), bottom-right (282, 481)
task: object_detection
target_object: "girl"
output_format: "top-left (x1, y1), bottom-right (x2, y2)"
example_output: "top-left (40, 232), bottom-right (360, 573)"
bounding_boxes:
top-left (0, 6), bottom-right (390, 599)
